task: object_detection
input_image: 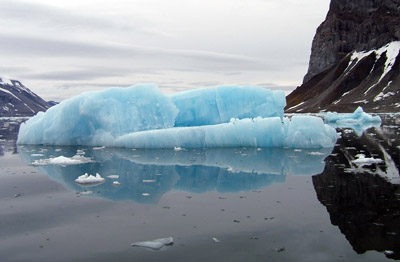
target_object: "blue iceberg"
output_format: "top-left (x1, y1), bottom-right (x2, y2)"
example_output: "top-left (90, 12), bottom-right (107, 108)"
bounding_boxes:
top-left (17, 84), bottom-right (338, 148)
top-left (324, 107), bottom-right (381, 125)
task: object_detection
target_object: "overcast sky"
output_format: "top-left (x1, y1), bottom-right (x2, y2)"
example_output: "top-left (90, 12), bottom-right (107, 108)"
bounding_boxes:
top-left (1, 0), bottom-right (330, 101)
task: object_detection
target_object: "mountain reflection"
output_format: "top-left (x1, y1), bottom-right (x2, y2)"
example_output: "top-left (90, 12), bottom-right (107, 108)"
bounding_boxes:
top-left (313, 114), bottom-right (400, 260)
top-left (19, 146), bottom-right (332, 203)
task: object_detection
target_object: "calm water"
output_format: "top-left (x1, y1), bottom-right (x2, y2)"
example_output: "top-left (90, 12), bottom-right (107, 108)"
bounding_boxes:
top-left (0, 114), bottom-right (399, 261)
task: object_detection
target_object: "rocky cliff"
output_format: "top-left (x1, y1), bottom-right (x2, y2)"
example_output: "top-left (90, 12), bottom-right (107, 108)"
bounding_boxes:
top-left (304, 0), bottom-right (400, 83)
top-left (286, 0), bottom-right (400, 113)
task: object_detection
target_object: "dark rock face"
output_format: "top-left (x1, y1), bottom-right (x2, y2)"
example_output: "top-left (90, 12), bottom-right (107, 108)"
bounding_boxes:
top-left (286, 0), bottom-right (400, 113)
top-left (304, 0), bottom-right (400, 83)
top-left (0, 78), bottom-right (51, 117)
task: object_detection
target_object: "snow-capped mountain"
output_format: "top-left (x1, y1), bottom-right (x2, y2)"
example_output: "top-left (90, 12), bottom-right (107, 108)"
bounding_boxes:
top-left (0, 77), bottom-right (51, 117)
top-left (286, 0), bottom-right (400, 113)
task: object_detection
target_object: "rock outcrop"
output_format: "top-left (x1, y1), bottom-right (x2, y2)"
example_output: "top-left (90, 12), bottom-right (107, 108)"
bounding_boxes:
top-left (286, 0), bottom-right (400, 113)
top-left (304, 0), bottom-right (400, 83)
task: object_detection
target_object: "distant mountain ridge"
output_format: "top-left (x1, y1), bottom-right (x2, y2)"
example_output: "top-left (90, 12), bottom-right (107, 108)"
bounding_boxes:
top-left (0, 77), bottom-right (51, 117)
top-left (286, 0), bottom-right (400, 113)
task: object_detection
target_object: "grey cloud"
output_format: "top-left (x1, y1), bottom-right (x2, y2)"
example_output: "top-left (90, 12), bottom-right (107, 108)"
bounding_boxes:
top-left (255, 82), bottom-right (296, 91)
top-left (1, 0), bottom-right (153, 35)
top-left (0, 34), bottom-right (270, 71)
top-left (19, 66), bottom-right (160, 81)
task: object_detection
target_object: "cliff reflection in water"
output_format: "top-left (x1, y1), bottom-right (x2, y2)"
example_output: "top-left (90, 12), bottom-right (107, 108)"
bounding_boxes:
top-left (19, 146), bottom-right (332, 203)
top-left (313, 114), bottom-right (400, 260)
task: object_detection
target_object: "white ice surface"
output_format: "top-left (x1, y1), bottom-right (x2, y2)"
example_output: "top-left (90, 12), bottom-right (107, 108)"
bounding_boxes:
top-left (351, 154), bottom-right (384, 167)
top-left (32, 155), bottom-right (95, 166)
top-left (75, 173), bottom-right (105, 185)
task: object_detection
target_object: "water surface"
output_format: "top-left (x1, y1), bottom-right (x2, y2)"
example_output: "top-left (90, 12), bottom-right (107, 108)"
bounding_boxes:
top-left (0, 114), bottom-right (399, 261)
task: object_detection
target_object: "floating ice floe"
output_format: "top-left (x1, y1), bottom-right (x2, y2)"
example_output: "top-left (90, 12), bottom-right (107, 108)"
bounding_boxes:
top-left (131, 237), bottom-right (174, 250)
top-left (324, 107), bottom-right (381, 124)
top-left (75, 173), bottom-right (105, 185)
top-left (323, 107), bottom-right (382, 135)
top-left (17, 84), bottom-right (337, 148)
top-left (351, 154), bottom-right (384, 167)
top-left (32, 155), bottom-right (95, 166)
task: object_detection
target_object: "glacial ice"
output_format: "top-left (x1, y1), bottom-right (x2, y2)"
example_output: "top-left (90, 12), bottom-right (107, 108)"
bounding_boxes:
top-left (17, 84), bottom-right (337, 148)
top-left (171, 85), bottom-right (285, 126)
top-left (324, 107), bottom-right (381, 125)
top-left (114, 116), bottom-right (337, 148)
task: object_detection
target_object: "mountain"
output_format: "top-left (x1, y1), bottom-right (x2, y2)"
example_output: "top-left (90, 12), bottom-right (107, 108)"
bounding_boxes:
top-left (286, 0), bottom-right (400, 113)
top-left (0, 77), bottom-right (51, 117)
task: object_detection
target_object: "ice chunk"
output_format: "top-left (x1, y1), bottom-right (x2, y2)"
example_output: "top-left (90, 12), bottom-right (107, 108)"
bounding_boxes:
top-left (131, 237), bottom-right (174, 250)
top-left (17, 84), bottom-right (178, 145)
top-left (75, 173), bottom-right (105, 185)
top-left (32, 155), bottom-right (95, 166)
top-left (324, 107), bottom-right (381, 125)
top-left (114, 116), bottom-right (337, 148)
top-left (351, 154), bottom-right (384, 167)
top-left (171, 86), bottom-right (285, 126)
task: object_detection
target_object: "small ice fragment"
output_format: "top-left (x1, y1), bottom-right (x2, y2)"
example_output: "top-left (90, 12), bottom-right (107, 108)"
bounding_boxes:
top-left (227, 167), bottom-right (234, 172)
top-left (384, 250), bottom-right (394, 255)
top-left (76, 149), bottom-right (85, 155)
top-left (113, 181), bottom-right (121, 186)
top-left (142, 193), bottom-right (150, 196)
top-left (93, 146), bottom-right (105, 150)
top-left (32, 155), bottom-right (95, 166)
top-left (131, 237), bottom-right (174, 250)
top-left (55, 148), bottom-right (62, 152)
top-left (308, 152), bottom-right (326, 155)
top-left (257, 148), bottom-right (262, 151)
top-left (351, 154), bottom-right (384, 167)
top-left (174, 147), bottom-right (184, 151)
top-left (75, 173), bottom-right (105, 185)
top-left (212, 237), bottom-right (220, 243)
top-left (107, 175), bottom-right (119, 179)
top-left (143, 180), bottom-right (156, 183)
top-left (80, 191), bottom-right (93, 195)
top-left (30, 154), bottom-right (44, 157)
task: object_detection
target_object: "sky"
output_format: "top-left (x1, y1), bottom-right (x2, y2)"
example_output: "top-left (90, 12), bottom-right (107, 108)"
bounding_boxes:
top-left (0, 0), bottom-right (330, 101)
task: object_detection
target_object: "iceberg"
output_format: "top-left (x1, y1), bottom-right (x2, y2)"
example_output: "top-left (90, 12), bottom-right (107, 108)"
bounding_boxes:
top-left (324, 107), bottom-right (382, 125)
top-left (17, 84), bottom-right (338, 148)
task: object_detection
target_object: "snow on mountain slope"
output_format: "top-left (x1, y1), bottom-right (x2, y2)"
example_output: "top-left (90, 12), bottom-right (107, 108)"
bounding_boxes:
top-left (286, 41), bottom-right (400, 113)
top-left (0, 77), bottom-right (51, 117)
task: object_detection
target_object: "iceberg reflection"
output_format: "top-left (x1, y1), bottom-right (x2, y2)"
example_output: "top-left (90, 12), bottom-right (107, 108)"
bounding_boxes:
top-left (19, 146), bottom-right (332, 204)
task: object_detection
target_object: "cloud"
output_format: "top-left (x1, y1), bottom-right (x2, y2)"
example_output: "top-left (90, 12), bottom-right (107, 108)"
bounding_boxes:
top-left (0, 0), bottom-right (155, 36)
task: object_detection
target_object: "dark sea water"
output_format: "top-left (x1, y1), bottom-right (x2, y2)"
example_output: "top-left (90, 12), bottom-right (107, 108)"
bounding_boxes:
top-left (0, 114), bottom-right (399, 261)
